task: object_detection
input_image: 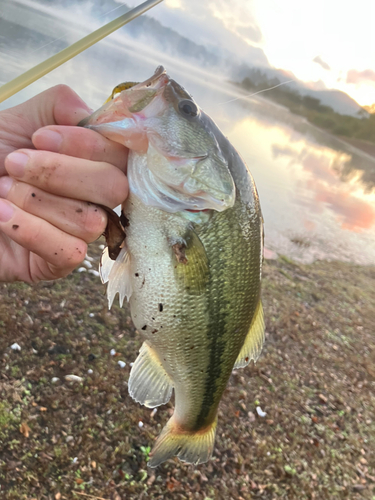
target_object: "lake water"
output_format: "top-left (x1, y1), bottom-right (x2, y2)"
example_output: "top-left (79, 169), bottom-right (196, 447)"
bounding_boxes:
top-left (1, 0), bottom-right (375, 265)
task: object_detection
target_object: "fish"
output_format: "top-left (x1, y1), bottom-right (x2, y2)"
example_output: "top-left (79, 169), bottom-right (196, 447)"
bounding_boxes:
top-left (82, 66), bottom-right (265, 467)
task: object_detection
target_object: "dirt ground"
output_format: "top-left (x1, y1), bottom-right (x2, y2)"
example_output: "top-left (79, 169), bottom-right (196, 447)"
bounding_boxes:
top-left (0, 241), bottom-right (374, 500)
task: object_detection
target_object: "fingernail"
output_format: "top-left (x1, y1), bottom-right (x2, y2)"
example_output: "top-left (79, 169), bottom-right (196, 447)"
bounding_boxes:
top-left (0, 199), bottom-right (14, 222)
top-left (0, 177), bottom-right (14, 198)
top-left (32, 129), bottom-right (62, 151)
top-left (5, 152), bottom-right (28, 177)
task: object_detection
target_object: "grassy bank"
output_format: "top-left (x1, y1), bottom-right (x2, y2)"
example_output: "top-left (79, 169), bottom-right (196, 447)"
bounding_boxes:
top-left (0, 242), bottom-right (374, 499)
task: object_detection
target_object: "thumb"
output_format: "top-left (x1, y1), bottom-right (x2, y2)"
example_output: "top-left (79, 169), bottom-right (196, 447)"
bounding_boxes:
top-left (0, 85), bottom-right (92, 174)
top-left (10, 84), bottom-right (92, 132)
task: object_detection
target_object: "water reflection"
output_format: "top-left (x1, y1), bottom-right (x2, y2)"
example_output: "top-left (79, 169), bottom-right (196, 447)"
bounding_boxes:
top-left (1, 0), bottom-right (375, 264)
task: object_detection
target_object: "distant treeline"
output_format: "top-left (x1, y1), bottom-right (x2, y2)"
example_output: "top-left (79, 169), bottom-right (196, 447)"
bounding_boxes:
top-left (239, 72), bottom-right (375, 145)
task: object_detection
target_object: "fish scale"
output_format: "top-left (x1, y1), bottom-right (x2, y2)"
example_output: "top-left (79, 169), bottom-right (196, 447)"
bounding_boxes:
top-left (83, 66), bottom-right (264, 467)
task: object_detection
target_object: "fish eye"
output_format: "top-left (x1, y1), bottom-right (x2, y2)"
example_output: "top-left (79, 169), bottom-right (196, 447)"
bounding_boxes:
top-left (178, 99), bottom-right (198, 118)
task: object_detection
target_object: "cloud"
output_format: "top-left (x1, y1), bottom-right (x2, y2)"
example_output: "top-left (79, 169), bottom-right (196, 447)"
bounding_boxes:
top-left (346, 69), bottom-right (375, 85)
top-left (125, 0), bottom-right (266, 65)
top-left (313, 56), bottom-right (331, 71)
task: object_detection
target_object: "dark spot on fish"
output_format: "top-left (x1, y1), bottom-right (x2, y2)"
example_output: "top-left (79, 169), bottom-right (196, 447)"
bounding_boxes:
top-left (141, 325), bottom-right (147, 331)
top-left (12, 225), bottom-right (19, 230)
top-left (151, 329), bottom-right (158, 334)
top-left (76, 208), bottom-right (83, 213)
top-left (38, 199), bottom-right (41, 202)
top-left (158, 303), bottom-right (163, 312)
top-left (190, 346), bottom-right (195, 350)
top-left (173, 315), bottom-right (176, 318)
top-left (152, 317), bottom-right (155, 321)
top-left (135, 273), bottom-right (139, 277)
top-left (245, 357), bottom-right (249, 362)
top-left (141, 278), bottom-right (145, 288)
top-left (31, 193), bottom-right (36, 197)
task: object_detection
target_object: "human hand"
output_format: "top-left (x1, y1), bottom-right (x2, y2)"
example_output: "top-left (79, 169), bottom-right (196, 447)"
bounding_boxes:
top-left (0, 85), bottom-right (128, 283)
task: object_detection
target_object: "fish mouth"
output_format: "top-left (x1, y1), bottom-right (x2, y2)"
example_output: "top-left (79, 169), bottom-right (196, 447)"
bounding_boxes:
top-left (131, 65), bottom-right (169, 91)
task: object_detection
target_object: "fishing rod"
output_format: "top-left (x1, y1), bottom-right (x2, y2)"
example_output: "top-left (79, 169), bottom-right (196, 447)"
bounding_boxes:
top-left (0, 0), bottom-right (164, 104)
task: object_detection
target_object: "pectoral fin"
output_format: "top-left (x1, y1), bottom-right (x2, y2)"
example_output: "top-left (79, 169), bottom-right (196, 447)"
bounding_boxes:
top-left (100, 245), bottom-right (133, 309)
top-left (128, 343), bottom-right (173, 408)
top-left (173, 228), bottom-right (209, 295)
top-left (234, 301), bottom-right (265, 369)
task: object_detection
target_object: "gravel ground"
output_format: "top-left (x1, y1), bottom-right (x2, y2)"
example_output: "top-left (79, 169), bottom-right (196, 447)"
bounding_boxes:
top-left (0, 241), bottom-right (374, 500)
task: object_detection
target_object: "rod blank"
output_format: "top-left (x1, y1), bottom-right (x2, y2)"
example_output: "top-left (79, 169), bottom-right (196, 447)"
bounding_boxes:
top-left (0, 0), bottom-right (164, 104)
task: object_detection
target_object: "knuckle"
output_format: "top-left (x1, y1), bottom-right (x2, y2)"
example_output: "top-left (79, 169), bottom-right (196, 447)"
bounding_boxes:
top-left (30, 152), bottom-right (62, 188)
top-left (48, 84), bottom-right (75, 100)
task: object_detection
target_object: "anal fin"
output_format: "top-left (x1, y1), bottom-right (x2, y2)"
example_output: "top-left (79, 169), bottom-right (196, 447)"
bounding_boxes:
top-left (128, 343), bottom-right (173, 408)
top-left (234, 301), bottom-right (265, 370)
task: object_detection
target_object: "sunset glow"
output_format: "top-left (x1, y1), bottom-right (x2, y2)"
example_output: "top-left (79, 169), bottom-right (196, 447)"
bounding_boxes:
top-left (154, 0), bottom-right (375, 107)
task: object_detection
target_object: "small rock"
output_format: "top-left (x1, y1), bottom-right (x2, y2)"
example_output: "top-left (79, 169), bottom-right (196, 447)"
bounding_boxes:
top-left (118, 360), bottom-right (126, 368)
top-left (83, 259), bottom-right (93, 269)
top-left (72, 457), bottom-right (78, 464)
top-left (66, 436), bottom-right (74, 443)
top-left (87, 369), bottom-right (93, 375)
top-left (10, 342), bottom-right (21, 351)
top-left (88, 269), bottom-right (100, 277)
top-left (77, 267), bottom-right (87, 273)
top-left (138, 421), bottom-right (144, 428)
top-left (151, 408), bottom-right (157, 418)
top-left (99, 244), bottom-right (105, 250)
top-left (87, 353), bottom-right (96, 362)
top-left (89, 313), bottom-right (95, 318)
top-left (318, 393), bottom-right (328, 403)
top-left (51, 377), bottom-right (60, 384)
top-left (256, 406), bottom-right (267, 418)
top-left (248, 411), bottom-right (256, 422)
top-left (65, 374), bottom-right (83, 383)
top-left (110, 349), bottom-right (116, 356)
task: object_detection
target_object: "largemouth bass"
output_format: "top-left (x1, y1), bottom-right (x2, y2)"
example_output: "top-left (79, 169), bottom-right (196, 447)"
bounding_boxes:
top-left (83, 66), bottom-right (264, 467)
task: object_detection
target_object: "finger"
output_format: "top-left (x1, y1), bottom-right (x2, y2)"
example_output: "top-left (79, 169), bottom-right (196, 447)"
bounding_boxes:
top-left (4, 149), bottom-right (129, 209)
top-left (0, 85), bottom-right (91, 171)
top-left (0, 176), bottom-right (107, 243)
top-left (0, 199), bottom-right (87, 278)
top-left (32, 126), bottom-right (128, 172)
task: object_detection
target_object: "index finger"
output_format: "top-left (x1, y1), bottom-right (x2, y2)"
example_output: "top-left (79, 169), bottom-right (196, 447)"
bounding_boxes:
top-left (32, 126), bottom-right (128, 173)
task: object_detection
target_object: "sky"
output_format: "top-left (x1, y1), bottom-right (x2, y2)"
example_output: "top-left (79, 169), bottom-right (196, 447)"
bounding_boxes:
top-left (123, 0), bottom-right (375, 106)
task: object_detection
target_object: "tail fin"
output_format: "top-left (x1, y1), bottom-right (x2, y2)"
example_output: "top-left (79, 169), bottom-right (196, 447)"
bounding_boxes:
top-left (147, 415), bottom-right (217, 468)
